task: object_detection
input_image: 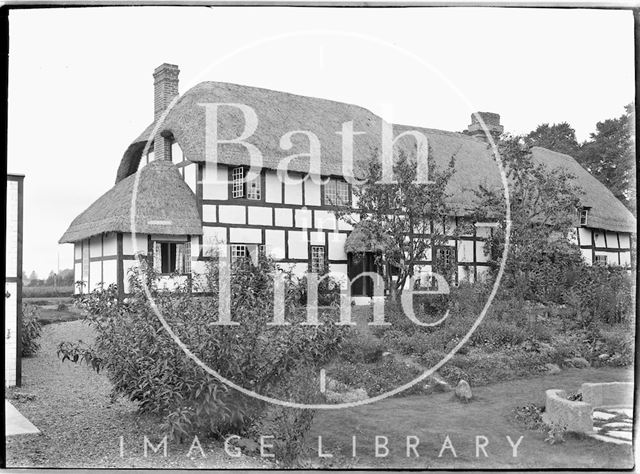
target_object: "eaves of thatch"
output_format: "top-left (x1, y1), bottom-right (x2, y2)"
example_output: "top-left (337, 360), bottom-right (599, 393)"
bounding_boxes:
top-left (59, 160), bottom-right (202, 243)
top-left (113, 81), bottom-right (634, 234)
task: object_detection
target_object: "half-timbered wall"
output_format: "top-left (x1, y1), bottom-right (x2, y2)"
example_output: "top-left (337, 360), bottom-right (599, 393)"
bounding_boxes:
top-left (576, 227), bottom-right (632, 267)
top-left (195, 162), bottom-right (494, 286)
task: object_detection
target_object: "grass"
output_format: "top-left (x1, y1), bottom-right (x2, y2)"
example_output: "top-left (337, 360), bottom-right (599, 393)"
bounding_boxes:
top-left (23, 286), bottom-right (74, 298)
top-left (24, 298), bottom-right (82, 326)
top-left (306, 367), bottom-right (634, 468)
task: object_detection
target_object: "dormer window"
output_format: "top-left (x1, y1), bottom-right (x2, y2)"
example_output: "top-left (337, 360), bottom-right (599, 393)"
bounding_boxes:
top-left (579, 207), bottom-right (590, 226)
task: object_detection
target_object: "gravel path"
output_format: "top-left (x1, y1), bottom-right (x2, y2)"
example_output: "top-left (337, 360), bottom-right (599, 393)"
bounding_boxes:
top-left (6, 320), bottom-right (269, 468)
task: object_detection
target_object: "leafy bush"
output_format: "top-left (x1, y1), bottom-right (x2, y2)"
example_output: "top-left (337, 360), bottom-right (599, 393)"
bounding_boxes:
top-left (339, 330), bottom-right (385, 363)
top-left (565, 265), bottom-right (634, 326)
top-left (513, 403), bottom-right (546, 431)
top-left (58, 256), bottom-right (347, 463)
top-left (21, 303), bottom-right (42, 356)
top-left (329, 358), bottom-right (422, 397)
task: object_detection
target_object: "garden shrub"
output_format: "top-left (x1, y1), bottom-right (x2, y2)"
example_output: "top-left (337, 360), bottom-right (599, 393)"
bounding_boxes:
top-left (58, 256), bottom-right (347, 463)
top-left (339, 330), bottom-right (384, 363)
top-left (21, 303), bottom-right (42, 356)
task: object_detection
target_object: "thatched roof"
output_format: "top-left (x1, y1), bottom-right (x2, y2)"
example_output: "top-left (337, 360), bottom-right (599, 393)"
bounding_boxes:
top-left (59, 160), bottom-right (202, 243)
top-left (112, 81), bottom-right (634, 234)
top-left (529, 147), bottom-right (635, 233)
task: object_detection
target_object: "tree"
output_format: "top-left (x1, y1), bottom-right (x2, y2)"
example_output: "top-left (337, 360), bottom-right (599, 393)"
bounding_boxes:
top-left (28, 271), bottom-right (38, 281)
top-left (336, 148), bottom-right (455, 300)
top-left (473, 135), bottom-right (584, 303)
top-left (526, 122), bottom-right (580, 157)
top-left (577, 103), bottom-right (635, 214)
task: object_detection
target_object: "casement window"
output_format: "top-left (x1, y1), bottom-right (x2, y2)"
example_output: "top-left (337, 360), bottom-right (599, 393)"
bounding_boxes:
top-left (153, 241), bottom-right (191, 274)
top-left (579, 207), bottom-right (590, 226)
top-left (230, 244), bottom-right (263, 265)
top-left (324, 178), bottom-right (350, 206)
top-left (232, 167), bottom-right (245, 198)
top-left (594, 255), bottom-right (608, 265)
top-left (310, 246), bottom-right (326, 273)
top-left (231, 166), bottom-right (261, 200)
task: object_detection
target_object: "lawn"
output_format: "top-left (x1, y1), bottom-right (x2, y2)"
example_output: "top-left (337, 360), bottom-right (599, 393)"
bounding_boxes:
top-left (7, 319), bottom-right (634, 469)
top-left (24, 298), bottom-right (82, 325)
top-left (307, 367), bottom-right (635, 468)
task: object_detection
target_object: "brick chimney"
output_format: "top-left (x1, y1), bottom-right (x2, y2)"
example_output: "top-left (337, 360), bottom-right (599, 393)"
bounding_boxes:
top-left (153, 63), bottom-right (180, 161)
top-left (466, 112), bottom-right (504, 142)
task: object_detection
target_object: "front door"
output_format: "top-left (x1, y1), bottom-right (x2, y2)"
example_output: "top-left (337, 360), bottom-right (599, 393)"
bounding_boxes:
top-left (347, 252), bottom-right (378, 297)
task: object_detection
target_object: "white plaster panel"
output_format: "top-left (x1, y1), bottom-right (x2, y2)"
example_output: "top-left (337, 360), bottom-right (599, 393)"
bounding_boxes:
top-left (580, 248), bottom-right (592, 265)
top-left (203, 163), bottom-right (228, 200)
top-left (90, 235), bottom-right (102, 258)
top-left (457, 240), bottom-right (474, 263)
top-left (578, 227), bottom-right (591, 245)
top-left (265, 229), bottom-right (286, 260)
top-left (288, 231), bottom-right (308, 259)
top-left (203, 226), bottom-right (227, 256)
top-left (102, 260), bottom-right (117, 287)
top-left (310, 231), bottom-right (325, 245)
top-left (275, 208), bottom-right (293, 227)
top-left (265, 171), bottom-right (282, 203)
top-left (123, 233), bottom-right (148, 255)
top-left (328, 233), bottom-right (348, 261)
top-left (74, 242), bottom-right (82, 260)
top-left (219, 205), bottom-right (246, 224)
top-left (103, 233), bottom-right (117, 256)
top-left (203, 205), bottom-right (217, 223)
top-left (190, 235), bottom-right (200, 260)
top-left (90, 261), bottom-right (102, 291)
top-left (604, 232), bottom-right (619, 249)
top-left (314, 210), bottom-right (337, 230)
top-left (619, 233), bottom-right (630, 249)
top-left (304, 179), bottom-right (321, 206)
top-left (284, 181), bottom-right (303, 205)
top-left (620, 251), bottom-right (631, 267)
top-left (295, 208), bottom-right (313, 228)
top-left (248, 206), bottom-right (273, 226)
top-left (229, 227), bottom-right (262, 244)
top-left (593, 230), bottom-right (606, 247)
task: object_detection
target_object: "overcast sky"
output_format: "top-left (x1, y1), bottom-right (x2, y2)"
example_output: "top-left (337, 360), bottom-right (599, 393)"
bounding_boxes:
top-left (8, 6), bottom-right (635, 278)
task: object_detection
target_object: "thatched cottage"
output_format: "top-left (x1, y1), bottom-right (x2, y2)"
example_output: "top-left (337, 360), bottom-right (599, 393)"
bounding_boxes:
top-left (60, 63), bottom-right (635, 299)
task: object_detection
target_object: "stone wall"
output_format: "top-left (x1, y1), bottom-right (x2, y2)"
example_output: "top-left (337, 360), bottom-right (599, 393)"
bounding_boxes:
top-left (544, 389), bottom-right (593, 433)
top-left (582, 382), bottom-right (633, 408)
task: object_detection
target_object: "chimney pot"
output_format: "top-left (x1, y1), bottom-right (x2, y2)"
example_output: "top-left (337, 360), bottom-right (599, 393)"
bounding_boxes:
top-left (467, 112), bottom-right (503, 141)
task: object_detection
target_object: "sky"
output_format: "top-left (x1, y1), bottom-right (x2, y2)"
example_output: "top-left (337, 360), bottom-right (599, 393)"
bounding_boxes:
top-left (7, 6), bottom-right (635, 277)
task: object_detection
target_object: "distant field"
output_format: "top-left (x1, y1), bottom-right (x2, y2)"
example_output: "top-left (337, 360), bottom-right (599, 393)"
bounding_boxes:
top-left (23, 286), bottom-right (74, 298)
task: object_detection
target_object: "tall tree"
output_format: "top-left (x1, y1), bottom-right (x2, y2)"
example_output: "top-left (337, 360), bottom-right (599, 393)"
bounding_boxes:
top-left (526, 122), bottom-right (580, 156)
top-left (474, 135), bottom-right (584, 303)
top-left (577, 104), bottom-right (635, 214)
top-left (335, 148), bottom-right (455, 300)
